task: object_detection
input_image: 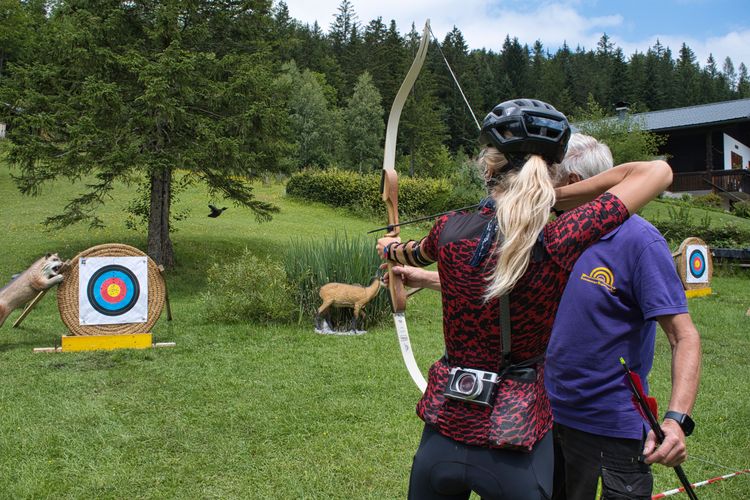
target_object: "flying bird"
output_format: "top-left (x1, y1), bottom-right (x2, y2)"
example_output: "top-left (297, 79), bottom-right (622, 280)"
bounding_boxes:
top-left (208, 205), bottom-right (227, 218)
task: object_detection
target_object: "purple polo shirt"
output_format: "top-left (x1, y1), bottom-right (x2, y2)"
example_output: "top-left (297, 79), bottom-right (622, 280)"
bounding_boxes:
top-left (545, 215), bottom-right (688, 439)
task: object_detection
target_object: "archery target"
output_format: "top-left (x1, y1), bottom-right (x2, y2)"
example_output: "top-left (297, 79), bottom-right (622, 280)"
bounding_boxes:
top-left (685, 244), bottom-right (709, 284)
top-left (79, 257), bottom-right (148, 325)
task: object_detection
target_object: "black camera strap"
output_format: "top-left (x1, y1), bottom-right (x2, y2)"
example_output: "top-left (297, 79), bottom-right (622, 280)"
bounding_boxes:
top-left (500, 293), bottom-right (512, 368)
top-left (498, 294), bottom-right (545, 374)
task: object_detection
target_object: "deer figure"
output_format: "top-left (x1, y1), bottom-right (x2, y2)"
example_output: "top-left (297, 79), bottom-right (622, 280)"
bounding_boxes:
top-left (316, 277), bottom-right (383, 332)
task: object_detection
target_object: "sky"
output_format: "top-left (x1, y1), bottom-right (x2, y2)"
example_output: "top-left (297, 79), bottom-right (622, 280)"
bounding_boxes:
top-left (279, 0), bottom-right (750, 71)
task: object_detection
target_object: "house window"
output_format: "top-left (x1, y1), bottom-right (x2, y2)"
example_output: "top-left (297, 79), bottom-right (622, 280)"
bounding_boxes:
top-left (731, 151), bottom-right (743, 169)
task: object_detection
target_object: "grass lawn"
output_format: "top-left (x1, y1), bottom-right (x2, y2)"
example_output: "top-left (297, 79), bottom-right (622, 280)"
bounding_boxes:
top-left (1, 162), bottom-right (749, 499)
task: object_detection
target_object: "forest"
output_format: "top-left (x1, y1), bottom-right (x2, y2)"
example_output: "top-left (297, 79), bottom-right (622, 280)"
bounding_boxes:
top-left (1, 0), bottom-right (748, 264)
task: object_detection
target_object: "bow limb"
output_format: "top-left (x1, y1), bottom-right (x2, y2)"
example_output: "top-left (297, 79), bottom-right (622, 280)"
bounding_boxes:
top-left (380, 20), bottom-right (430, 393)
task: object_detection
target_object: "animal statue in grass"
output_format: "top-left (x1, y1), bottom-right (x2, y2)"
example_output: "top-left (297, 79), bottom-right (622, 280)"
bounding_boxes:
top-left (0, 253), bottom-right (65, 328)
top-left (315, 277), bottom-right (383, 333)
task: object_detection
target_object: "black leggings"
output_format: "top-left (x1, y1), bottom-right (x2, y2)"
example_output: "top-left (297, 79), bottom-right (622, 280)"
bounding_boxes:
top-left (407, 425), bottom-right (553, 500)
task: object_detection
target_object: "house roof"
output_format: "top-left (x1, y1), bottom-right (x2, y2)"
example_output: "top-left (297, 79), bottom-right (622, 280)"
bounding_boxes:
top-left (629, 98), bottom-right (750, 131)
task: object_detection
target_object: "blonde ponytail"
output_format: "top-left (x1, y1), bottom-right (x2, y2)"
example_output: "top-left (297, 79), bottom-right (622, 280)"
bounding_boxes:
top-left (485, 154), bottom-right (556, 300)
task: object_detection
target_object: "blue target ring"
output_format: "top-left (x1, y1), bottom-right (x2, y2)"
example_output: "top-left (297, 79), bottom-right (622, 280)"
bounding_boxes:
top-left (86, 265), bottom-right (140, 316)
top-left (688, 249), bottom-right (706, 279)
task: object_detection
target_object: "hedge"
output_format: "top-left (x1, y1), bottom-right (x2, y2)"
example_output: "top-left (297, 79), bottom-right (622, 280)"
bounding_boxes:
top-left (285, 168), bottom-right (475, 219)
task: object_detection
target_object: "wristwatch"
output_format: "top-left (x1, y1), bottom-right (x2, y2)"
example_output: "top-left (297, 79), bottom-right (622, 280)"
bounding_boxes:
top-left (663, 411), bottom-right (695, 436)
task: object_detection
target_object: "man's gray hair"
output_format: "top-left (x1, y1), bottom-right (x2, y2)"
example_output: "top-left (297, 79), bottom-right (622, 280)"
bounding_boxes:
top-left (559, 133), bottom-right (614, 180)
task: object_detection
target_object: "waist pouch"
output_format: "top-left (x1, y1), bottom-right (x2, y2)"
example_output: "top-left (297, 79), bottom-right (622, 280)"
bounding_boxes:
top-left (417, 356), bottom-right (549, 452)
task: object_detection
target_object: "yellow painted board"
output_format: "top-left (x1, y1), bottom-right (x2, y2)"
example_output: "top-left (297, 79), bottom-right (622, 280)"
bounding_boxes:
top-left (61, 333), bottom-right (153, 352)
top-left (686, 288), bottom-right (712, 299)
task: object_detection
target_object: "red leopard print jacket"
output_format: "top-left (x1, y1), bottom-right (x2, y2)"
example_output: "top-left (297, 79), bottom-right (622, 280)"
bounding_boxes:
top-left (411, 192), bottom-right (628, 450)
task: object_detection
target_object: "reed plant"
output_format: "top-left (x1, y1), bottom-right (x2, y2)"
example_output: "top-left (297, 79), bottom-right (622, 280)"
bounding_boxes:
top-left (285, 232), bottom-right (391, 329)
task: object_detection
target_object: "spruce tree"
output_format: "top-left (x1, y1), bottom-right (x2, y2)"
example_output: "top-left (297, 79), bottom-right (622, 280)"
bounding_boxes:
top-left (1, 0), bottom-right (290, 267)
top-left (737, 63), bottom-right (750, 98)
top-left (342, 71), bottom-right (384, 172)
top-left (675, 43), bottom-right (701, 106)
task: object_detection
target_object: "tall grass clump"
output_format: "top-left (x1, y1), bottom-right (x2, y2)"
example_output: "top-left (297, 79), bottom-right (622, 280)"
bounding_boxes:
top-left (199, 249), bottom-right (295, 324)
top-left (285, 232), bottom-right (391, 328)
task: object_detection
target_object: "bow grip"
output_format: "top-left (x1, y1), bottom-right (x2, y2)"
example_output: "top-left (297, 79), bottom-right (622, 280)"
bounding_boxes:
top-left (380, 169), bottom-right (407, 312)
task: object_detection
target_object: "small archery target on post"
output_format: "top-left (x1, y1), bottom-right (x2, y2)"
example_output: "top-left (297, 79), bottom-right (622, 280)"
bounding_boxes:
top-left (674, 237), bottom-right (712, 297)
top-left (79, 257), bottom-right (148, 325)
top-left (685, 245), bottom-right (709, 283)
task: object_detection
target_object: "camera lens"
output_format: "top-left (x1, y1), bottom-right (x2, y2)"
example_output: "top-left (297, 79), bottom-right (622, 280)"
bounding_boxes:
top-left (456, 372), bottom-right (478, 395)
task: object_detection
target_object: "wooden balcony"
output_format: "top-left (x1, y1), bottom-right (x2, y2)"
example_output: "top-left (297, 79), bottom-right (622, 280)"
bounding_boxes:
top-left (670, 169), bottom-right (750, 194)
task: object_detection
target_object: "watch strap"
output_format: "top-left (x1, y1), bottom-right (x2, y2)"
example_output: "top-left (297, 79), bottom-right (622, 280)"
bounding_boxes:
top-left (663, 410), bottom-right (694, 436)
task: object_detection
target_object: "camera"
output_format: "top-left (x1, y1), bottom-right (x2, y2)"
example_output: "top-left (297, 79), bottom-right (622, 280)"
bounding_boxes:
top-left (444, 367), bottom-right (499, 407)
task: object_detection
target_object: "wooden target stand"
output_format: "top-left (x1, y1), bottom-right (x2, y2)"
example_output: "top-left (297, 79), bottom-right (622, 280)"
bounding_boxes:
top-left (26, 243), bottom-right (174, 353)
top-left (672, 237), bottom-right (713, 299)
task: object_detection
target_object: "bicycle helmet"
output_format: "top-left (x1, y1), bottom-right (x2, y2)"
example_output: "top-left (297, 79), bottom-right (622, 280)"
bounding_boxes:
top-left (479, 98), bottom-right (571, 167)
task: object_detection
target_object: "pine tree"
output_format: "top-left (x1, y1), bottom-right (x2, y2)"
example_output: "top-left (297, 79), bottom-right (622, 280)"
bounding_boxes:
top-left (437, 27), bottom-right (476, 153)
top-left (281, 62), bottom-right (342, 169)
top-left (361, 17), bottom-right (391, 103)
top-left (723, 57), bottom-right (737, 92)
top-left (643, 40), bottom-right (675, 109)
top-left (499, 36), bottom-right (530, 97)
top-left (329, 0), bottom-right (358, 56)
top-left (609, 48), bottom-right (630, 107)
top-left (527, 41), bottom-right (546, 100)
top-left (342, 71), bottom-right (384, 172)
top-left (400, 24), bottom-right (449, 176)
top-left (626, 51), bottom-right (648, 109)
top-left (593, 34), bottom-right (615, 107)
top-left (2, 0), bottom-right (290, 267)
top-left (738, 63), bottom-right (750, 98)
top-left (675, 43), bottom-right (701, 106)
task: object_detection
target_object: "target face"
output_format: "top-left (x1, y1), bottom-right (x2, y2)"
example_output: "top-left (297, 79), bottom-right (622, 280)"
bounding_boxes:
top-left (685, 244), bottom-right (709, 284)
top-left (79, 257), bottom-right (148, 325)
top-left (87, 265), bottom-right (140, 316)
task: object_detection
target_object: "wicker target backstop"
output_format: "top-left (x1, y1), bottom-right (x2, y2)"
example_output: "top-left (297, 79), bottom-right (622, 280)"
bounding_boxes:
top-left (673, 236), bottom-right (713, 291)
top-left (57, 243), bottom-right (166, 336)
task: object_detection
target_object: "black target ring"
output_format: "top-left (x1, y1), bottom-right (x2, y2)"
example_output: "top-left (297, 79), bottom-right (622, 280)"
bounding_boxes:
top-left (688, 248), bottom-right (706, 279)
top-left (86, 264), bottom-right (141, 316)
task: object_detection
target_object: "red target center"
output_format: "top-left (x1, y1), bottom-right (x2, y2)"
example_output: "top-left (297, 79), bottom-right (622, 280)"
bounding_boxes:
top-left (692, 256), bottom-right (703, 271)
top-left (100, 277), bottom-right (127, 303)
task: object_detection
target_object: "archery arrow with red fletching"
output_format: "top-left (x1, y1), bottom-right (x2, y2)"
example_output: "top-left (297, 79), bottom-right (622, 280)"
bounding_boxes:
top-left (620, 357), bottom-right (699, 500)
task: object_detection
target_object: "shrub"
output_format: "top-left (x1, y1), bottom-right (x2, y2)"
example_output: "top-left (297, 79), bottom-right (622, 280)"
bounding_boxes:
top-left (284, 232), bottom-right (391, 329)
top-left (444, 154), bottom-right (486, 209)
top-left (649, 204), bottom-right (750, 248)
top-left (732, 200), bottom-right (750, 219)
top-left (285, 168), bottom-right (455, 219)
top-left (692, 193), bottom-right (723, 210)
top-left (200, 250), bottom-right (295, 324)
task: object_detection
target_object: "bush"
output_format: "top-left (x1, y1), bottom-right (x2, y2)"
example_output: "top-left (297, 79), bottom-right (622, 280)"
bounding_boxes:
top-left (200, 250), bottom-right (295, 324)
top-left (732, 200), bottom-right (750, 219)
top-left (692, 193), bottom-right (723, 210)
top-left (444, 153), bottom-right (486, 209)
top-left (285, 168), bottom-right (456, 219)
top-left (284, 232), bottom-right (391, 329)
top-left (649, 204), bottom-right (750, 248)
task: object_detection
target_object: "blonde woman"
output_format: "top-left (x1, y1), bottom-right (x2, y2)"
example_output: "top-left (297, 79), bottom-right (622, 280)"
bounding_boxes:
top-left (377, 99), bottom-right (673, 500)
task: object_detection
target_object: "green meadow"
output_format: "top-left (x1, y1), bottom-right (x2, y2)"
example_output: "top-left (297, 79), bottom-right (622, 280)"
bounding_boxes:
top-left (1, 162), bottom-right (748, 499)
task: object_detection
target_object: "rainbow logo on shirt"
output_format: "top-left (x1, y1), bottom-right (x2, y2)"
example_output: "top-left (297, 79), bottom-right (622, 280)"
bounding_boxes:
top-left (580, 266), bottom-right (616, 292)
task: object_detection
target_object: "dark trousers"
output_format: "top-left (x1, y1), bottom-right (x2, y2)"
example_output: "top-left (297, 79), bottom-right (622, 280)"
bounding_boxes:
top-left (552, 422), bottom-right (653, 500)
top-left (408, 424), bottom-right (553, 500)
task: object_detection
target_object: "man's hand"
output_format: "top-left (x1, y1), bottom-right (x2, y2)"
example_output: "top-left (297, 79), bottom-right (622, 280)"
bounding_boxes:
top-left (380, 265), bottom-right (441, 291)
top-left (643, 419), bottom-right (687, 467)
